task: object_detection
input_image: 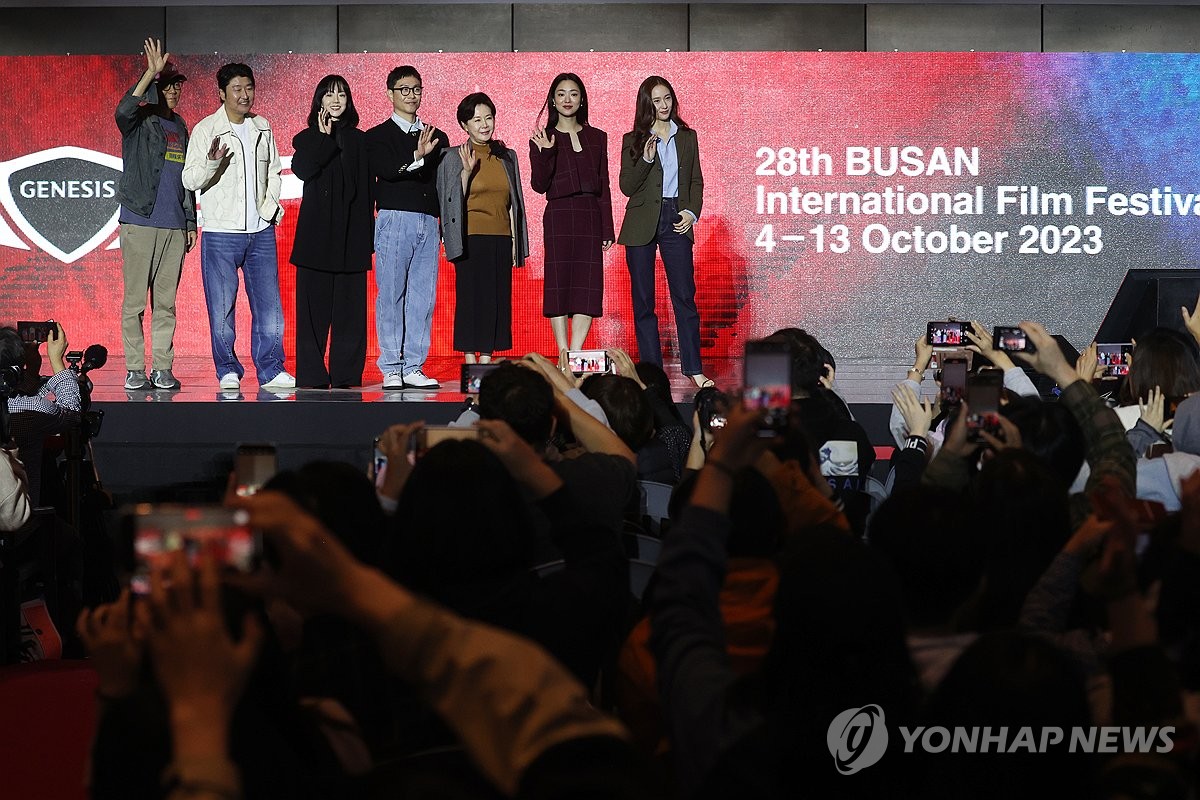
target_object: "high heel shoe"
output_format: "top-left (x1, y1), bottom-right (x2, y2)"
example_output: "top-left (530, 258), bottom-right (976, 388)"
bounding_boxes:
top-left (689, 373), bottom-right (715, 388)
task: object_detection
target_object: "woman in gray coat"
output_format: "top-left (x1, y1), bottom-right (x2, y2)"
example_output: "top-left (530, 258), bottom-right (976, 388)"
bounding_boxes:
top-left (437, 92), bottom-right (529, 364)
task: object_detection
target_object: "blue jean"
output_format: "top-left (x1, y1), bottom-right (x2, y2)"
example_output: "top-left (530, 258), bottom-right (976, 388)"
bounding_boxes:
top-left (374, 210), bottom-right (440, 376)
top-left (200, 229), bottom-right (286, 382)
top-left (625, 198), bottom-right (703, 375)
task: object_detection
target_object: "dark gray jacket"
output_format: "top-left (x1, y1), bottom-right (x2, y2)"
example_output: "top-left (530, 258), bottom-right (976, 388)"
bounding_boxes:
top-left (114, 83), bottom-right (196, 231)
top-left (436, 143), bottom-right (528, 266)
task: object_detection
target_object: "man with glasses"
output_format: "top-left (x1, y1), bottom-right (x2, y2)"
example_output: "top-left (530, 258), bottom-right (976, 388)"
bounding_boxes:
top-left (366, 66), bottom-right (446, 389)
top-left (115, 38), bottom-right (196, 391)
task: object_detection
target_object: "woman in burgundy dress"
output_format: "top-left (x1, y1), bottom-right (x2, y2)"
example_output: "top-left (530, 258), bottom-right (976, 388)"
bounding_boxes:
top-left (529, 73), bottom-right (615, 356)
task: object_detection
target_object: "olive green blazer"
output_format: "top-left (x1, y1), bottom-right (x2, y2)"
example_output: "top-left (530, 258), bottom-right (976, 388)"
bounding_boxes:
top-left (616, 127), bottom-right (704, 247)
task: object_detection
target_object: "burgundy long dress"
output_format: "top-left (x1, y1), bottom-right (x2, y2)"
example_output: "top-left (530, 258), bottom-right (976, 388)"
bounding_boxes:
top-left (529, 125), bottom-right (615, 318)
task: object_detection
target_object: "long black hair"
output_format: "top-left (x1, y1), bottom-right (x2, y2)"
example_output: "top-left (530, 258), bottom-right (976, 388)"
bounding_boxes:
top-left (306, 74), bottom-right (359, 130)
top-left (540, 72), bottom-right (589, 129)
top-left (629, 75), bottom-right (689, 145)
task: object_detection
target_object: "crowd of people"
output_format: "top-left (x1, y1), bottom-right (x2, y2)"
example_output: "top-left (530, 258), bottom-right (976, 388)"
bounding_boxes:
top-left (0, 308), bottom-right (1171, 797)
top-left (117, 39), bottom-right (712, 393)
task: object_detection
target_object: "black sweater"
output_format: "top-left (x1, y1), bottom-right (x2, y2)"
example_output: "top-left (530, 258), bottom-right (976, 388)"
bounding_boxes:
top-left (365, 117), bottom-right (446, 216)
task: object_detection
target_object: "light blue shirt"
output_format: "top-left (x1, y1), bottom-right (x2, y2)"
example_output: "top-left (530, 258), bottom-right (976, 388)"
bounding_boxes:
top-left (645, 120), bottom-right (697, 222)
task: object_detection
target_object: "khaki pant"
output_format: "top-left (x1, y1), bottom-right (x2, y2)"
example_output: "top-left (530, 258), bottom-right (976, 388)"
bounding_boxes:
top-left (120, 223), bottom-right (186, 371)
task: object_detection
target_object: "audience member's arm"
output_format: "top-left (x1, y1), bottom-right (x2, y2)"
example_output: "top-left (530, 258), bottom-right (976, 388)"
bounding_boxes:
top-left (144, 552), bottom-right (262, 800)
top-left (374, 422), bottom-right (422, 510)
top-left (920, 405), bottom-right (974, 493)
top-left (238, 493), bottom-right (629, 797)
top-left (522, 353), bottom-right (612, 428)
top-left (890, 336), bottom-right (934, 447)
top-left (0, 449), bottom-right (31, 531)
top-left (36, 324), bottom-right (82, 413)
top-left (1126, 386), bottom-right (1168, 457)
top-left (648, 405), bottom-right (770, 797)
top-left (523, 354), bottom-right (634, 463)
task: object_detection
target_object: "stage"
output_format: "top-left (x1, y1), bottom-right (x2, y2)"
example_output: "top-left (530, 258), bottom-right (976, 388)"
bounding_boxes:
top-left (86, 355), bottom-right (903, 498)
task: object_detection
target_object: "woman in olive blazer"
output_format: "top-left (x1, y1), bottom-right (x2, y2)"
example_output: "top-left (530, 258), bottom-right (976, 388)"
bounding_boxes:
top-left (617, 75), bottom-right (710, 387)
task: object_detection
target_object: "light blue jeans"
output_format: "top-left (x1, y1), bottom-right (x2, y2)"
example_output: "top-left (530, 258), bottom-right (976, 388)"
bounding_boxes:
top-left (374, 209), bottom-right (440, 376)
top-left (200, 228), bottom-right (286, 382)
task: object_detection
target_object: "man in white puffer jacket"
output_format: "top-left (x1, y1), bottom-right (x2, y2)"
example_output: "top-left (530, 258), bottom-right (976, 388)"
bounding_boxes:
top-left (183, 62), bottom-right (294, 392)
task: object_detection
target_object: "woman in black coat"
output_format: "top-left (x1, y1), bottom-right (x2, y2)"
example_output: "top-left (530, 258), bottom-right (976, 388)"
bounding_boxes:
top-left (290, 75), bottom-right (374, 388)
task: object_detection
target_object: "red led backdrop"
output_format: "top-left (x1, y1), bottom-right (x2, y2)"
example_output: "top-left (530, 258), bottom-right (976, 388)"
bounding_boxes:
top-left (3, 52), bottom-right (1200, 375)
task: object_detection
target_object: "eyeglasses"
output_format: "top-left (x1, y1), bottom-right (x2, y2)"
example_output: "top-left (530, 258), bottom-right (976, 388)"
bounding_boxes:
top-left (389, 85), bottom-right (423, 97)
top-left (160, 82), bottom-right (184, 92)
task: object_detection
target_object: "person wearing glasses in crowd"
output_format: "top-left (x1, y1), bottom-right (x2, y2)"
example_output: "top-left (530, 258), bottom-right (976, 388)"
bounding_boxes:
top-left (366, 66), bottom-right (446, 389)
top-left (437, 93), bottom-right (529, 366)
top-left (114, 38), bottom-right (196, 392)
top-left (289, 75), bottom-right (373, 389)
top-left (529, 73), bottom-right (615, 358)
top-left (617, 76), bottom-right (711, 388)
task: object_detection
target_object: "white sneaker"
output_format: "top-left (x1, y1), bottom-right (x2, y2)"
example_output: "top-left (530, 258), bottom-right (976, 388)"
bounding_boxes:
top-left (219, 373), bottom-right (241, 390)
top-left (403, 369), bottom-right (439, 388)
top-left (262, 370), bottom-right (296, 390)
top-left (383, 372), bottom-right (405, 390)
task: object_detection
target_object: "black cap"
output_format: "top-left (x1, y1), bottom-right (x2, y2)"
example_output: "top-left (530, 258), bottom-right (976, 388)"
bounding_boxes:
top-left (156, 63), bottom-right (187, 87)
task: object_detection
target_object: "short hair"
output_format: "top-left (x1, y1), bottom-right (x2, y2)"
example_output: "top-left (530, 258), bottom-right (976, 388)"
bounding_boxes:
top-left (999, 396), bottom-right (1085, 487)
top-left (765, 329), bottom-right (824, 396)
top-left (478, 362), bottom-right (553, 445)
top-left (386, 66), bottom-right (421, 89)
top-left (456, 92), bottom-right (496, 126)
top-left (1124, 327), bottom-right (1200, 406)
top-left (306, 74), bottom-right (360, 130)
top-left (579, 374), bottom-right (653, 451)
top-left (216, 63), bottom-right (254, 93)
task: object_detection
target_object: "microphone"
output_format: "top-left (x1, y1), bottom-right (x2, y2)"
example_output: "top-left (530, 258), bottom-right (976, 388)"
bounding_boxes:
top-left (82, 344), bottom-right (108, 372)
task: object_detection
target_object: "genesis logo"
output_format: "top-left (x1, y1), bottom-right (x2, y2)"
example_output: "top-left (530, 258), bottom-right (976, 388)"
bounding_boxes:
top-left (827, 705), bottom-right (889, 775)
top-left (0, 146), bottom-right (122, 263)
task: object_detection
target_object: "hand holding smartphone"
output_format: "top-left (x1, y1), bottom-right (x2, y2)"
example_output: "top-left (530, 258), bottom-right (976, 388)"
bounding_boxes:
top-left (565, 349), bottom-right (610, 375)
top-left (235, 443), bottom-right (277, 497)
top-left (126, 504), bottom-right (261, 595)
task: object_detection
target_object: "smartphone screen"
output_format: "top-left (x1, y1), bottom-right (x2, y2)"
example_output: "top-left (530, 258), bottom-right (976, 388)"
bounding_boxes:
top-left (16, 320), bottom-right (54, 344)
top-left (460, 363), bottom-right (501, 393)
top-left (993, 326), bottom-right (1033, 353)
top-left (128, 504), bottom-right (260, 594)
top-left (743, 340), bottom-right (792, 436)
top-left (1096, 343), bottom-right (1133, 377)
top-left (566, 349), bottom-right (609, 374)
top-left (967, 369), bottom-right (1003, 441)
top-left (927, 321), bottom-right (966, 348)
top-left (415, 425), bottom-right (480, 456)
top-left (235, 443), bottom-right (277, 497)
top-left (940, 358), bottom-right (968, 406)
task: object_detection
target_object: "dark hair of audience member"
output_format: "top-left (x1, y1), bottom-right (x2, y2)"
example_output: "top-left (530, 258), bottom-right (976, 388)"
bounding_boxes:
top-left (919, 631), bottom-right (1095, 799)
top-left (669, 468), bottom-right (784, 560)
top-left (999, 396), bottom-right (1086, 487)
top-left (264, 461), bottom-right (387, 566)
top-left (1122, 327), bottom-right (1200, 408)
top-left (579, 373), bottom-right (654, 451)
top-left (0, 326), bottom-right (23, 371)
top-left (634, 361), bottom-right (687, 428)
top-left (765, 330), bottom-right (824, 398)
top-left (478, 362), bottom-right (554, 446)
top-left (868, 486), bottom-right (984, 632)
top-left (732, 526), bottom-right (918, 795)
top-left (389, 440), bottom-right (534, 596)
top-left (967, 449), bottom-right (1071, 631)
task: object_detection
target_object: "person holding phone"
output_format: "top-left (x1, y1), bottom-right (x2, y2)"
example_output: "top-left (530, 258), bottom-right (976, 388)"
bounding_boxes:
top-left (290, 75), bottom-right (373, 389)
top-left (617, 76), bottom-right (710, 388)
top-left (436, 93), bottom-right (529, 366)
top-left (529, 73), bottom-right (614, 356)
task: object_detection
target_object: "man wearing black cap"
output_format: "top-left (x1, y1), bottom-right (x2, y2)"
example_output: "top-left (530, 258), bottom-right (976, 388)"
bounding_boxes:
top-left (115, 37), bottom-right (196, 391)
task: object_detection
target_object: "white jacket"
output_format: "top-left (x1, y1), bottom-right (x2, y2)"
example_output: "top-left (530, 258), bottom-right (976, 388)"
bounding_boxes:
top-left (182, 107), bottom-right (284, 230)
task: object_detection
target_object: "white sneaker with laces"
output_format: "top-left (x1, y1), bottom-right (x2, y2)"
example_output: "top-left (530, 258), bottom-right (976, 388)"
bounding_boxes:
top-left (262, 370), bottom-right (296, 390)
top-left (383, 372), bottom-right (405, 390)
top-left (219, 373), bottom-right (241, 390)
top-left (403, 369), bottom-right (439, 388)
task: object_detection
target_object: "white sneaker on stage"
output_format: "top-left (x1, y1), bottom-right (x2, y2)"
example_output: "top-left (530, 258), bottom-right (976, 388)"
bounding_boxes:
top-left (383, 372), bottom-right (405, 390)
top-left (262, 370), bottom-right (296, 390)
top-left (219, 373), bottom-right (241, 390)
top-left (402, 369), bottom-right (439, 388)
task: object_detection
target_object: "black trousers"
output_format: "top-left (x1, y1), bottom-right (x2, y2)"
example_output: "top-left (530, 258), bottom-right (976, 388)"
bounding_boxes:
top-left (295, 267), bottom-right (367, 387)
top-left (453, 234), bottom-right (513, 354)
